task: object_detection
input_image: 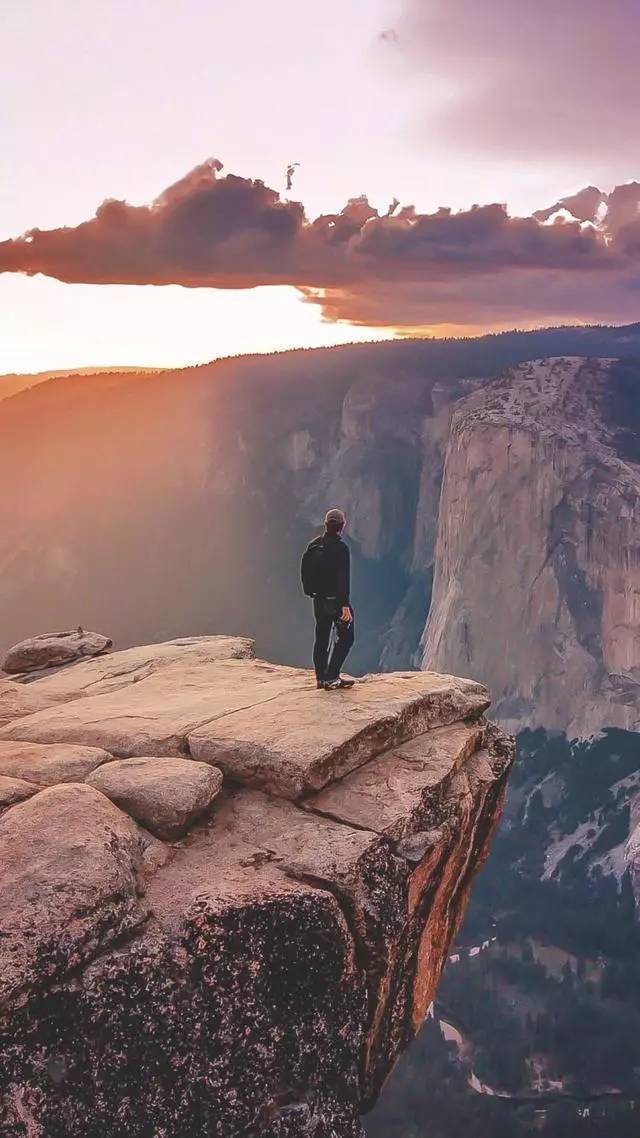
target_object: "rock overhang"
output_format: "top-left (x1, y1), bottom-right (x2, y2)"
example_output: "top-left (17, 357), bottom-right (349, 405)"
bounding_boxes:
top-left (0, 635), bottom-right (513, 1135)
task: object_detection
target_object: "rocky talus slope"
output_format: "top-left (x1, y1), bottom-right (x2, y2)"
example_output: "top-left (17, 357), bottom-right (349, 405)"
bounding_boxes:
top-left (0, 636), bottom-right (513, 1137)
top-left (423, 357), bottom-right (640, 736)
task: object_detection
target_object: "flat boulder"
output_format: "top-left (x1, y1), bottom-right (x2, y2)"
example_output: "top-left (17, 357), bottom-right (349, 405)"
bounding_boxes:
top-left (0, 660), bottom-right (489, 799)
top-left (0, 659), bottom-right (309, 759)
top-left (0, 783), bottom-right (145, 1010)
top-left (188, 669), bottom-right (490, 798)
top-left (3, 628), bottom-right (112, 674)
top-left (0, 739), bottom-right (112, 785)
top-left (86, 756), bottom-right (223, 839)
top-left (17, 634), bottom-right (256, 702)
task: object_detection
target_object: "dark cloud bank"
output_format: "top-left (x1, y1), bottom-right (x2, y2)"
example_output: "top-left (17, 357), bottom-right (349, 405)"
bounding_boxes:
top-left (2, 159), bottom-right (640, 332)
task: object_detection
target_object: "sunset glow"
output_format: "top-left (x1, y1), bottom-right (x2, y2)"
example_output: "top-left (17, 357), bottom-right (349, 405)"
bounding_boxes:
top-left (2, 0), bottom-right (639, 371)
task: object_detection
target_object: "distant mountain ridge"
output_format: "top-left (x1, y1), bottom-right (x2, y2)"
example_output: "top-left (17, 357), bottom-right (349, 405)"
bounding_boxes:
top-left (0, 365), bottom-right (161, 403)
top-left (4, 321), bottom-right (640, 401)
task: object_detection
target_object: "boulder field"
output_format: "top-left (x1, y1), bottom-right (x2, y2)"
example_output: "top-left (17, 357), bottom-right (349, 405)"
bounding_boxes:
top-left (0, 635), bottom-right (513, 1137)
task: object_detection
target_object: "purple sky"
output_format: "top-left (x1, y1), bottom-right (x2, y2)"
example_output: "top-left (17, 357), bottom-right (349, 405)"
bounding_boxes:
top-left (2, 0), bottom-right (639, 372)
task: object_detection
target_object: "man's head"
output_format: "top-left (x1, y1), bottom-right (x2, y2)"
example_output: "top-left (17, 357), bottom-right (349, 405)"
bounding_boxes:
top-left (324, 507), bottom-right (346, 535)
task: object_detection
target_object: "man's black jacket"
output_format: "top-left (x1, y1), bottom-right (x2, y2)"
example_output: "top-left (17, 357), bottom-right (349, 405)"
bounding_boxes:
top-left (301, 533), bottom-right (350, 606)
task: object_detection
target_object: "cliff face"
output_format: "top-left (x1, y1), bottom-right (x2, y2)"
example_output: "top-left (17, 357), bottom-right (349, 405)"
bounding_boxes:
top-left (422, 357), bottom-right (640, 737)
top-left (0, 637), bottom-right (513, 1137)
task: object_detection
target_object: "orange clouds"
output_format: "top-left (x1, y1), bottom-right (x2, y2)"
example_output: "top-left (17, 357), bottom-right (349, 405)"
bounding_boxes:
top-left (2, 159), bottom-right (640, 332)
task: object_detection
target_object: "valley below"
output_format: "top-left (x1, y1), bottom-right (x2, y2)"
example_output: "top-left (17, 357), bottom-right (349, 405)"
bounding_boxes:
top-left (366, 725), bottom-right (640, 1138)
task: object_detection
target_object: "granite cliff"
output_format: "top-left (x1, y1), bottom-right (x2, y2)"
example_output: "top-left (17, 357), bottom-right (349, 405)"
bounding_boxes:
top-left (423, 356), bottom-right (640, 736)
top-left (0, 635), bottom-right (513, 1137)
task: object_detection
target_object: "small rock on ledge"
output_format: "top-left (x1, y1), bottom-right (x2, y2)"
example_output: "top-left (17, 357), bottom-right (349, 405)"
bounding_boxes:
top-left (3, 628), bottom-right (113, 674)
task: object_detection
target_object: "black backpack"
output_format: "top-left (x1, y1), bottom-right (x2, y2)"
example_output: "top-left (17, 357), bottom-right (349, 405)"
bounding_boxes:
top-left (301, 539), bottom-right (328, 597)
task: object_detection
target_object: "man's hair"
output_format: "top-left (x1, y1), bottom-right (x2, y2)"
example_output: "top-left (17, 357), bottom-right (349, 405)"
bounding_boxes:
top-left (324, 507), bottom-right (346, 534)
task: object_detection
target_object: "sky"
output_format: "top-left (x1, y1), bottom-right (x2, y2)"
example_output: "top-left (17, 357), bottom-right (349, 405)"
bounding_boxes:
top-left (1, 0), bottom-right (639, 373)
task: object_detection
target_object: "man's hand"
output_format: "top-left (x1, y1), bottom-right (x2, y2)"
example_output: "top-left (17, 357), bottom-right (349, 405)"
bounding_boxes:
top-left (340, 606), bottom-right (352, 623)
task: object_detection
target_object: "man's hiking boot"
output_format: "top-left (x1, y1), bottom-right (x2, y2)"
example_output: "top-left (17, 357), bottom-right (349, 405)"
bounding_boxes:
top-left (316, 679), bottom-right (325, 689)
top-left (324, 677), bottom-right (355, 690)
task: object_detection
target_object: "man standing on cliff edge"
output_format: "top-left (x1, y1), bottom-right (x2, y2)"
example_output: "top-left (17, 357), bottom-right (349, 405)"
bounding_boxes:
top-left (300, 508), bottom-right (355, 690)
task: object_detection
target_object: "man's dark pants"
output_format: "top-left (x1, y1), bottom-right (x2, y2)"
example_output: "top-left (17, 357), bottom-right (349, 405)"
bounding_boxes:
top-left (313, 598), bottom-right (355, 683)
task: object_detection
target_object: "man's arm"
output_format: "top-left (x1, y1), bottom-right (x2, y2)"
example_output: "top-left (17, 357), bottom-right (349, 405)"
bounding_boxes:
top-left (338, 543), bottom-right (351, 619)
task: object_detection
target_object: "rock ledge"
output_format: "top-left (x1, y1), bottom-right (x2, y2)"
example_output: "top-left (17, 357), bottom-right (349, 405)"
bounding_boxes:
top-left (0, 635), bottom-right (513, 1137)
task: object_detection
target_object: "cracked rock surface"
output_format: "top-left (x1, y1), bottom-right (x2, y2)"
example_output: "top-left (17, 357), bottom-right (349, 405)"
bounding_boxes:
top-left (0, 635), bottom-right (513, 1137)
